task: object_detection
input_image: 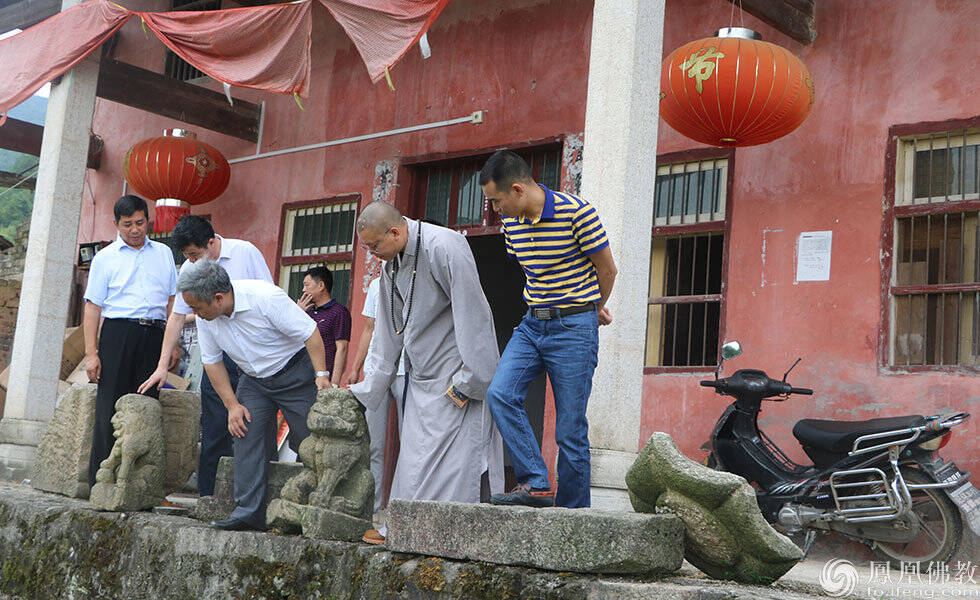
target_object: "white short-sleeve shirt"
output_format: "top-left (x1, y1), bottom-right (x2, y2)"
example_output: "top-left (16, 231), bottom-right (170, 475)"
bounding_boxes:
top-left (83, 235), bottom-right (177, 321)
top-left (172, 236), bottom-right (272, 315)
top-left (362, 276), bottom-right (405, 376)
top-left (195, 279), bottom-right (316, 378)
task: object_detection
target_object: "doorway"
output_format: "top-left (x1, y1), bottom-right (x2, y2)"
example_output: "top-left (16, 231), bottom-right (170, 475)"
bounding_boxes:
top-left (466, 234), bottom-right (547, 488)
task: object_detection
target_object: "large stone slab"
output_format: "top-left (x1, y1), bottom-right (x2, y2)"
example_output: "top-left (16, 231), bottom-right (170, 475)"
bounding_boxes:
top-left (30, 383), bottom-right (97, 498)
top-left (158, 389), bottom-right (201, 494)
top-left (626, 432), bottom-right (804, 584)
top-left (196, 456), bottom-right (307, 522)
top-left (386, 499), bottom-right (684, 574)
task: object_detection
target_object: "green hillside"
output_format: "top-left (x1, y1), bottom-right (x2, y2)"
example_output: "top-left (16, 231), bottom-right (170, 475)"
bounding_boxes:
top-left (0, 95), bottom-right (46, 242)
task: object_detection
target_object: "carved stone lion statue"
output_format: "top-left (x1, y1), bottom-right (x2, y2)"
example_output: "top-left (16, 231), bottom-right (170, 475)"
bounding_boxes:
top-left (626, 432), bottom-right (803, 584)
top-left (89, 394), bottom-right (166, 512)
top-left (269, 388), bottom-right (374, 540)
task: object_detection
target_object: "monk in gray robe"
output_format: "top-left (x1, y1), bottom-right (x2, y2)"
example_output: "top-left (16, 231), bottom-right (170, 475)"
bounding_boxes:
top-left (350, 202), bottom-right (503, 543)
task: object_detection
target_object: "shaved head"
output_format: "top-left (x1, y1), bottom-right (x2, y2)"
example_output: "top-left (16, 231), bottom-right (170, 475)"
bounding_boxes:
top-left (357, 201), bottom-right (403, 234)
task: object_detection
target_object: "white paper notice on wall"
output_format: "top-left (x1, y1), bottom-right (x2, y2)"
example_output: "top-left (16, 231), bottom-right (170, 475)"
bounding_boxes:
top-left (796, 230), bottom-right (832, 282)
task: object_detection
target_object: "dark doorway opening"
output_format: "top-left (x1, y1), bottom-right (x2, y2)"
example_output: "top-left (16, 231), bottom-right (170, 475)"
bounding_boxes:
top-left (466, 234), bottom-right (547, 490)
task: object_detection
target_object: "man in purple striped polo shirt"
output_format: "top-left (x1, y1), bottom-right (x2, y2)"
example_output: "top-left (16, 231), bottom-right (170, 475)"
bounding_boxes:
top-left (297, 266), bottom-right (351, 386)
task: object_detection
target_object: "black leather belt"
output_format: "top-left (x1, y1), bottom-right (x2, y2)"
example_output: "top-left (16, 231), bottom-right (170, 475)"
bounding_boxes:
top-left (120, 317), bottom-right (167, 330)
top-left (266, 349), bottom-right (309, 379)
top-left (529, 303), bottom-right (596, 320)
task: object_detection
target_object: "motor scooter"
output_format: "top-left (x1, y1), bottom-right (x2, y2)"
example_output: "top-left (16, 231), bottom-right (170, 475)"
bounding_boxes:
top-left (700, 341), bottom-right (980, 568)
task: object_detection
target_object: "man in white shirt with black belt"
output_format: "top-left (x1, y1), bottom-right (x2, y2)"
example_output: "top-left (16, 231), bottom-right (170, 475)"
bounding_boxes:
top-left (176, 260), bottom-right (330, 531)
top-left (83, 195), bottom-right (178, 491)
top-left (138, 215), bottom-right (273, 497)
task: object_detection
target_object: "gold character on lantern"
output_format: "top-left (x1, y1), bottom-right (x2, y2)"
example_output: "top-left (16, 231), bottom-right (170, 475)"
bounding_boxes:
top-left (185, 145), bottom-right (220, 182)
top-left (680, 47), bottom-right (725, 94)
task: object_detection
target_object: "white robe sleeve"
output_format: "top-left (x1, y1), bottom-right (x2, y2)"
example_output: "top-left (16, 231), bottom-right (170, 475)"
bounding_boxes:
top-left (431, 232), bottom-right (499, 401)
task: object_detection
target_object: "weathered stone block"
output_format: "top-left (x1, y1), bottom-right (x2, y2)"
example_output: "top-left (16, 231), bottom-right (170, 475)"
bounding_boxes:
top-left (386, 499), bottom-right (685, 574)
top-left (264, 388), bottom-right (374, 540)
top-left (196, 457), bottom-right (307, 522)
top-left (29, 385), bottom-right (199, 500)
top-left (89, 395), bottom-right (165, 511)
top-left (301, 505), bottom-right (372, 542)
top-left (626, 432), bottom-right (804, 584)
top-left (30, 383), bottom-right (97, 498)
top-left (266, 497), bottom-right (306, 533)
top-left (158, 389), bottom-right (201, 494)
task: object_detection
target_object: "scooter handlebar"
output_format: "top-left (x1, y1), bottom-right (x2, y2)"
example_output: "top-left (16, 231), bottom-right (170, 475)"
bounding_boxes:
top-left (789, 387), bottom-right (814, 395)
top-left (700, 380), bottom-right (722, 388)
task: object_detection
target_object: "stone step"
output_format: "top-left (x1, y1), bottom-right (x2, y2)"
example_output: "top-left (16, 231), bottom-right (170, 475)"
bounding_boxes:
top-left (385, 498), bottom-right (685, 574)
top-left (0, 482), bottom-right (851, 600)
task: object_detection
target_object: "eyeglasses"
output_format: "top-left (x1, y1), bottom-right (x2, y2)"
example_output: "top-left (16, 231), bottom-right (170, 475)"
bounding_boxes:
top-left (359, 229), bottom-right (391, 252)
top-left (182, 248), bottom-right (208, 261)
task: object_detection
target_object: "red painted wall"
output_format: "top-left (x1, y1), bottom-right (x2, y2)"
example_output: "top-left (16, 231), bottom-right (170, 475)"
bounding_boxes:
top-left (81, 0), bottom-right (978, 479)
top-left (645, 0), bottom-right (979, 475)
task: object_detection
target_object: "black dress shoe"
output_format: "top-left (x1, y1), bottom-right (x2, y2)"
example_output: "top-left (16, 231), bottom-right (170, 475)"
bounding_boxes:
top-left (209, 517), bottom-right (266, 532)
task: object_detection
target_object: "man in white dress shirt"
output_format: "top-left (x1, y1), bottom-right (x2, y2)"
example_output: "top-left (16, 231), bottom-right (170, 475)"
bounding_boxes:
top-left (176, 260), bottom-right (330, 531)
top-left (342, 274), bottom-right (406, 514)
top-left (138, 215), bottom-right (273, 497)
top-left (83, 195), bottom-right (178, 490)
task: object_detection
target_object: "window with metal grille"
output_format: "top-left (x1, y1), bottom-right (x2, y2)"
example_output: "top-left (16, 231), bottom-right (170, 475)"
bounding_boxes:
top-left (414, 145), bottom-right (561, 234)
top-left (280, 260), bottom-right (351, 310)
top-left (164, 0), bottom-right (221, 81)
top-left (889, 129), bottom-right (979, 367)
top-left (646, 157), bottom-right (729, 369)
top-left (281, 201), bottom-right (357, 258)
top-left (279, 197), bottom-right (357, 306)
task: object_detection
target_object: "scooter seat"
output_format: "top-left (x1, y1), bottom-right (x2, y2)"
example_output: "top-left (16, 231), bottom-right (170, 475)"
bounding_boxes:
top-left (793, 415), bottom-right (926, 454)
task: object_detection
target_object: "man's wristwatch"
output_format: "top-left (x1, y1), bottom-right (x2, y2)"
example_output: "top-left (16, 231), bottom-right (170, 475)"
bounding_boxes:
top-left (315, 371), bottom-right (330, 378)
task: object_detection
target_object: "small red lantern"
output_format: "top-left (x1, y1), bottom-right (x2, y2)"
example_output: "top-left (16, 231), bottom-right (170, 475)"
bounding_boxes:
top-left (122, 129), bottom-right (230, 233)
top-left (659, 27), bottom-right (814, 147)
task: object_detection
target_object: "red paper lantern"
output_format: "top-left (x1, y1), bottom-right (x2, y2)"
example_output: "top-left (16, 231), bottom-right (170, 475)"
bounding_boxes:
top-left (659, 27), bottom-right (814, 147)
top-left (122, 129), bottom-right (230, 233)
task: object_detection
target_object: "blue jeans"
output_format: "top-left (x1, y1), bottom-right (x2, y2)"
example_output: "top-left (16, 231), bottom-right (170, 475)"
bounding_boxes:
top-left (486, 309), bottom-right (599, 508)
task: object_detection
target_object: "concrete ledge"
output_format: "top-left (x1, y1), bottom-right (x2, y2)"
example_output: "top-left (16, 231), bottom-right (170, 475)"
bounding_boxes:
top-left (590, 486), bottom-right (634, 511)
top-left (589, 447), bottom-right (638, 489)
top-left (386, 499), bottom-right (684, 574)
top-left (0, 483), bottom-right (848, 600)
top-left (0, 418), bottom-right (48, 445)
top-left (0, 444), bottom-right (35, 482)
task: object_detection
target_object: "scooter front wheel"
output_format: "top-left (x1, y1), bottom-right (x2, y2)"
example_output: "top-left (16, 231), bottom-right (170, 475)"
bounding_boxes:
top-left (870, 467), bottom-right (962, 570)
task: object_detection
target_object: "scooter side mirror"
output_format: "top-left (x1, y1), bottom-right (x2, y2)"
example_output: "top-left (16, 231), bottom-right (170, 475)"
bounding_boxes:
top-left (715, 340), bottom-right (743, 380)
top-left (721, 341), bottom-right (742, 360)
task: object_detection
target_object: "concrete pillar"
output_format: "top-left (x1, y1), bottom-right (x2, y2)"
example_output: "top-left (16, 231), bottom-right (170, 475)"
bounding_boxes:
top-left (0, 30), bottom-right (100, 480)
top-left (580, 1), bottom-right (665, 509)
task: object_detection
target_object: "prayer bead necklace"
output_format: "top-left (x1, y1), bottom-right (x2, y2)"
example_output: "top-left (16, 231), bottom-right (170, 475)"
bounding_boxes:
top-left (390, 221), bottom-right (421, 335)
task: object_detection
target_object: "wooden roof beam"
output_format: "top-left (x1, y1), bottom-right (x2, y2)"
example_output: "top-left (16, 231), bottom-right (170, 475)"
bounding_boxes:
top-left (0, 0), bottom-right (58, 33)
top-left (97, 59), bottom-right (261, 142)
top-left (725, 0), bottom-right (816, 45)
top-left (0, 169), bottom-right (36, 190)
top-left (0, 117), bottom-right (102, 169)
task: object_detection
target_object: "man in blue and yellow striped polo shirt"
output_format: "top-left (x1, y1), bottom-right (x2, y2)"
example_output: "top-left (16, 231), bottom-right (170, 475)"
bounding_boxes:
top-left (480, 150), bottom-right (618, 509)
